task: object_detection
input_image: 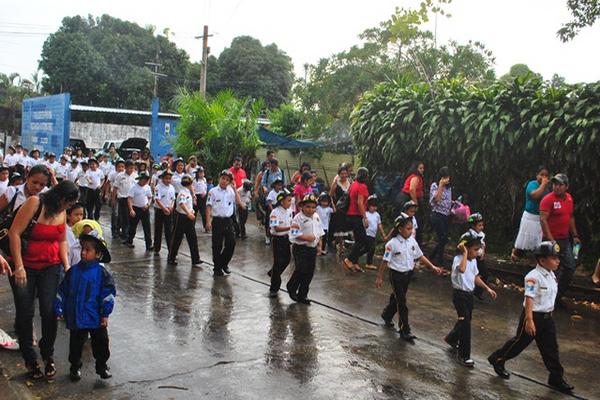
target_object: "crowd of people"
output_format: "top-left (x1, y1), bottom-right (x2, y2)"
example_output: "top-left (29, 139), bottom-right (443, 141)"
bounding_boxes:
top-left (0, 145), bottom-right (592, 395)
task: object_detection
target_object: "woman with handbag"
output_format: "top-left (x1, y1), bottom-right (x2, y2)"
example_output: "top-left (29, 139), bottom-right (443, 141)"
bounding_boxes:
top-left (329, 166), bottom-right (352, 255)
top-left (8, 180), bottom-right (79, 380)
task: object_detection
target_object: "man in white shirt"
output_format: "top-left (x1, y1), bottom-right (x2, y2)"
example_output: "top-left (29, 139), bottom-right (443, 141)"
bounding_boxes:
top-left (114, 160), bottom-right (137, 239)
top-left (124, 171), bottom-right (153, 250)
top-left (206, 170), bottom-right (245, 276)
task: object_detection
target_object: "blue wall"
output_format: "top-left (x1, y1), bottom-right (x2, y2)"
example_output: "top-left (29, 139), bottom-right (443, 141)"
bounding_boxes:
top-left (21, 93), bottom-right (70, 155)
top-left (150, 97), bottom-right (178, 161)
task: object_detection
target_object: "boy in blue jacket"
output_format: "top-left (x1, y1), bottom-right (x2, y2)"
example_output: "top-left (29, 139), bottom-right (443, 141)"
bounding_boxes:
top-left (55, 231), bottom-right (116, 381)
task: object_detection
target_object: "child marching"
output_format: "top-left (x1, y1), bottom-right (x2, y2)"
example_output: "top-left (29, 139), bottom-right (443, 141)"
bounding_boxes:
top-left (467, 213), bottom-right (489, 300)
top-left (444, 231), bottom-right (497, 367)
top-left (153, 170), bottom-right (175, 256)
top-left (268, 189), bottom-right (294, 297)
top-left (376, 213), bottom-right (442, 341)
top-left (167, 175), bottom-right (202, 267)
top-left (365, 195), bottom-right (386, 270)
top-left (124, 171), bottom-right (153, 250)
top-left (488, 241), bottom-right (574, 393)
top-left (286, 193), bottom-right (324, 305)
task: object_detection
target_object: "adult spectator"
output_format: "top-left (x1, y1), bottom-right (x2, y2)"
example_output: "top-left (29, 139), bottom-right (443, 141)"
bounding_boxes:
top-left (291, 162), bottom-right (311, 186)
top-left (429, 166), bottom-right (452, 267)
top-left (397, 161), bottom-right (425, 206)
top-left (539, 173), bottom-right (580, 309)
top-left (229, 156), bottom-right (247, 189)
top-left (8, 180), bottom-right (78, 379)
top-left (343, 167), bottom-right (370, 272)
top-left (329, 166), bottom-right (352, 255)
top-left (260, 159), bottom-right (285, 194)
top-left (511, 166), bottom-right (550, 261)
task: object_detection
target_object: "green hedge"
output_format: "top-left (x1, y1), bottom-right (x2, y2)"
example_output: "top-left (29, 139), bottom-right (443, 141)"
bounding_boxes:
top-left (351, 77), bottom-right (600, 258)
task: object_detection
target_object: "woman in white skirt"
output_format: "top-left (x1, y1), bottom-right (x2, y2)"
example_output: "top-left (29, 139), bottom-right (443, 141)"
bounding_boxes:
top-left (511, 166), bottom-right (550, 261)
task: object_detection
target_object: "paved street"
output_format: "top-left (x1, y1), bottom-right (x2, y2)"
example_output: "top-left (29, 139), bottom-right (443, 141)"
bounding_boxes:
top-left (1, 213), bottom-right (599, 400)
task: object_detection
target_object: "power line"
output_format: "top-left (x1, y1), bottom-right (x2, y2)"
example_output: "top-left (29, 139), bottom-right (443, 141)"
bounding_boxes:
top-left (0, 31), bottom-right (51, 36)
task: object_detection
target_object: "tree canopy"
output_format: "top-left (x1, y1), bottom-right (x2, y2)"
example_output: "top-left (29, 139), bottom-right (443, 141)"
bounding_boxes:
top-left (210, 36), bottom-right (294, 108)
top-left (558, 0), bottom-right (600, 41)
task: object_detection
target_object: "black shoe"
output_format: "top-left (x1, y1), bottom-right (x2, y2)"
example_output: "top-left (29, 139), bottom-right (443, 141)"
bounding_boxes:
top-left (69, 366), bottom-right (81, 382)
top-left (286, 284), bottom-right (298, 301)
top-left (222, 266), bottom-right (231, 275)
top-left (241, 235), bottom-right (248, 240)
top-left (192, 260), bottom-right (204, 268)
top-left (458, 356), bottom-right (475, 368)
top-left (214, 270), bottom-right (224, 277)
top-left (548, 377), bottom-right (574, 393)
top-left (444, 335), bottom-right (459, 350)
top-left (381, 314), bottom-right (394, 328)
top-left (268, 291), bottom-right (278, 298)
top-left (267, 269), bottom-right (272, 277)
top-left (96, 367), bottom-right (112, 379)
top-left (153, 251), bottom-right (160, 256)
top-left (400, 330), bottom-right (416, 341)
top-left (488, 355), bottom-right (510, 379)
top-left (167, 260), bottom-right (177, 266)
top-left (124, 242), bottom-right (134, 248)
top-left (297, 298), bottom-right (311, 305)
top-left (146, 246), bottom-right (154, 251)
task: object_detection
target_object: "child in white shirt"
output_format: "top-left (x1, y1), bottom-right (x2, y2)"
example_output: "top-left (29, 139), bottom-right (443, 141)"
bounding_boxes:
top-left (316, 193), bottom-right (334, 255)
top-left (365, 195), bottom-right (386, 270)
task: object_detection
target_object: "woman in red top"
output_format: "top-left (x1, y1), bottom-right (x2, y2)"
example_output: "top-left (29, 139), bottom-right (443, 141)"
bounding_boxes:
top-left (343, 167), bottom-right (370, 272)
top-left (9, 180), bottom-right (79, 379)
top-left (396, 161), bottom-right (425, 244)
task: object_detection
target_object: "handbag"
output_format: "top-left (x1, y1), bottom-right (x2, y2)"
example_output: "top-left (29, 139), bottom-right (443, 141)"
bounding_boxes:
top-left (0, 193), bottom-right (43, 257)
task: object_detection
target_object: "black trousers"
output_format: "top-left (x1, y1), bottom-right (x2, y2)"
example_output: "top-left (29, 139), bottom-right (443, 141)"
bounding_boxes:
top-left (85, 188), bottom-right (102, 220)
top-left (126, 206), bottom-right (152, 249)
top-left (287, 244), bottom-right (317, 300)
top-left (9, 264), bottom-right (61, 365)
top-left (117, 198), bottom-right (130, 238)
top-left (429, 212), bottom-right (450, 266)
top-left (212, 216), bottom-right (236, 272)
top-left (555, 238), bottom-right (576, 305)
top-left (446, 290), bottom-right (474, 359)
top-left (381, 269), bottom-right (413, 333)
top-left (489, 311), bottom-right (564, 381)
top-left (79, 187), bottom-right (89, 209)
top-left (347, 215), bottom-right (368, 264)
top-left (69, 327), bottom-right (110, 371)
top-left (365, 236), bottom-right (376, 264)
top-left (269, 235), bottom-right (291, 292)
top-left (110, 201), bottom-right (119, 238)
top-left (473, 258), bottom-right (488, 297)
top-left (168, 213), bottom-right (200, 264)
top-left (237, 206), bottom-right (249, 237)
top-left (194, 194), bottom-right (207, 229)
top-left (153, 208), bottom-right (173, 253)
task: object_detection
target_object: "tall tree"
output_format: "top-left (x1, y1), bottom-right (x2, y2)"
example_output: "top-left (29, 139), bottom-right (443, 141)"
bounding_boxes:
top-left (40, 15), bottom-right (191, 110)
top-left (214, 36), bottom-right (294, 108)
top-left (558, 0), bottom-right (600, 41)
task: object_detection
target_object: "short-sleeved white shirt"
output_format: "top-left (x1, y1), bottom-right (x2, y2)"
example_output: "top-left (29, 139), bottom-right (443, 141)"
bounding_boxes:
top-left (237, 187), bottom-right (252, 207)
top-left (270, 206), bottom-right (293, 236)
top-left (289, 211), bottom-right (325, 248)
top-left (3, 183), bottom-right (48, 210)
top-left (128, 183), bottom-right (152, 208)
top-left (193, 177), bottom-right (207, 197)
top-left (451, 255), bottom-right (479, 292)
top-left (115, 171), bottom-right (137, 198)
top-left (316, 205), bottom-right (333, 231)
top-left (383, 235), bottom-right (423, 272)
top-left (365, 210), bottom-right (381, 238)
top-left (266, 189), bottom-right (280, 206)
top-left (86, 169), bottom-right (105, 190)
top-left (55, 163), bottom-right (69, 180)
top-left (524, 265), bottom-right (558, 312)
top-left (207, 185), bottom-right (236, 217)
top-left (154, 182), bottom-right (175, 209)
top-left (175, 187), bottom-right (194, 214)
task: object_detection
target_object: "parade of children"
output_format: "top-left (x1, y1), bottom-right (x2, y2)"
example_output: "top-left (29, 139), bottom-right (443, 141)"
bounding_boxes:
top-left (0, 147), bottom-right (595, 397)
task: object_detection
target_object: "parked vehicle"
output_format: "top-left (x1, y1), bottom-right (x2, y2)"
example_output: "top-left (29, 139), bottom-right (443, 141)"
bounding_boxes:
top-left (102, 140), bottom-right (123, 152)
top-left (117, 137), bottom-right (148, 159)
top-left (69, 138), bottom-right (91, 154)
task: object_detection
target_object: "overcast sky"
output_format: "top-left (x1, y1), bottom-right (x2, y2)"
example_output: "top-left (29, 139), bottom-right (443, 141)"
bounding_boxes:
top-left (1, 0), bottom-right (599, 84)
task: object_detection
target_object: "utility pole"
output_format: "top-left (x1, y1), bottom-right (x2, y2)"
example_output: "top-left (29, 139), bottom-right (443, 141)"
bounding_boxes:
top-left (145, 51), bottom-right (167, 98)
top-left (195, 25), bottom-right (212, 96)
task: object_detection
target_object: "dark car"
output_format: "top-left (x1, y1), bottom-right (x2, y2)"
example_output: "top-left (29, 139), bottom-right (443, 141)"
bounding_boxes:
top-left (118, 137), bottom-right (148, 159)
top-left (69, 138), bottom-right (90, 154)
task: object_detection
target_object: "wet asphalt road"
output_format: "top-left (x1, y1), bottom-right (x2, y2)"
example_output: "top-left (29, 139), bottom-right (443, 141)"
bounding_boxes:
top-left (0, 212), bottom-right (599, 400)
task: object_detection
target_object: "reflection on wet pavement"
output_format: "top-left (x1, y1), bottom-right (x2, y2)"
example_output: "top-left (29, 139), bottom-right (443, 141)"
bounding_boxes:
top-left (0, 214), bottom-right (598, 400)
